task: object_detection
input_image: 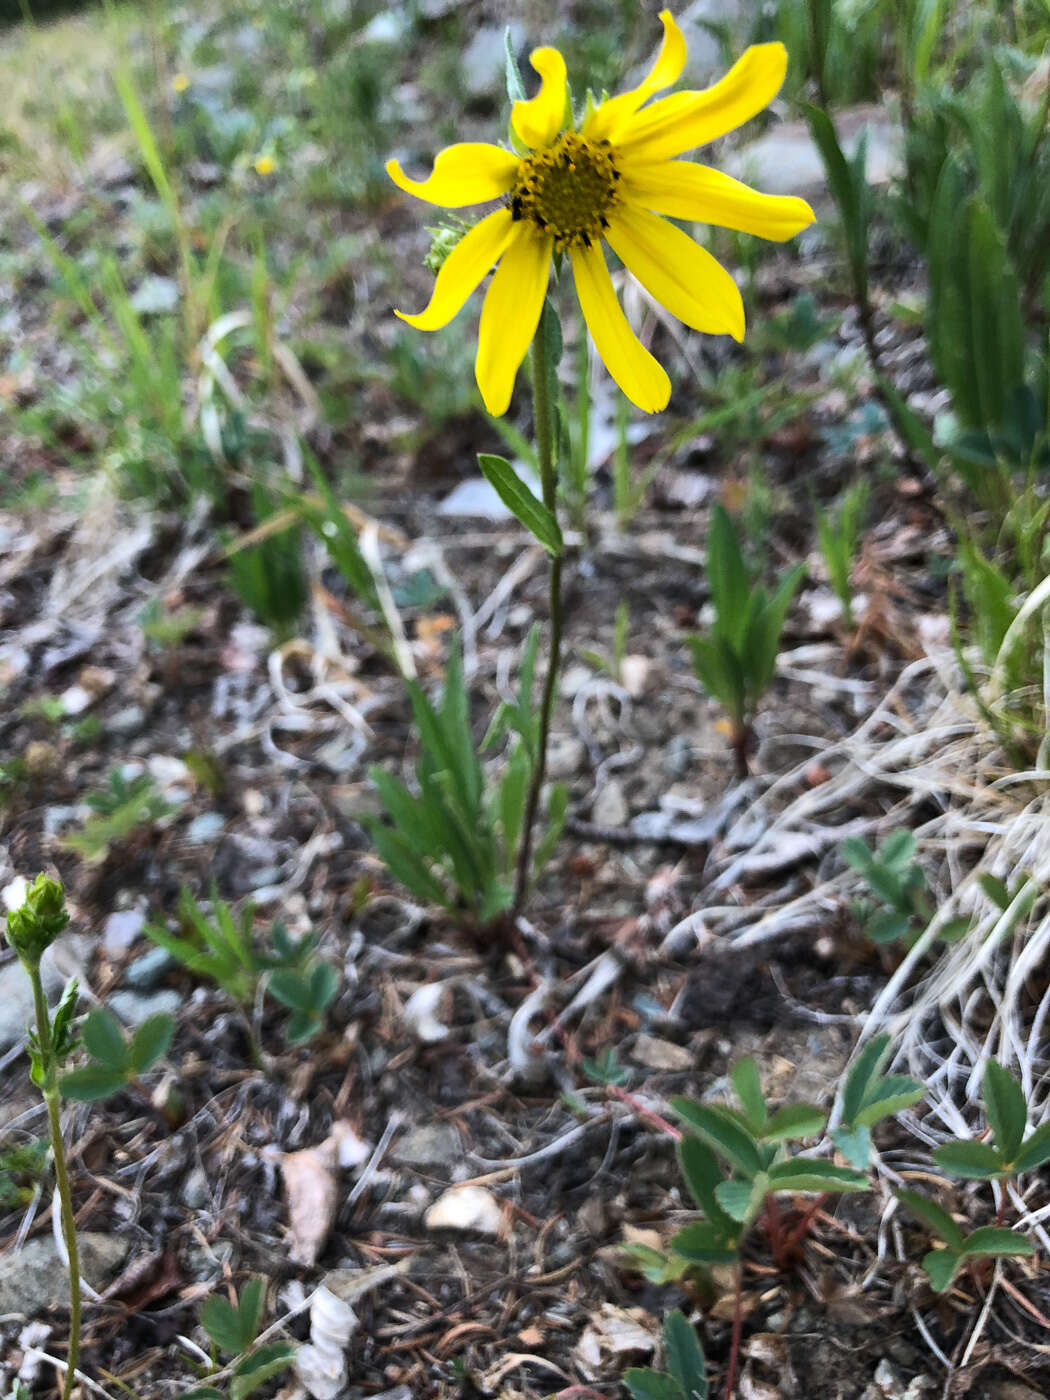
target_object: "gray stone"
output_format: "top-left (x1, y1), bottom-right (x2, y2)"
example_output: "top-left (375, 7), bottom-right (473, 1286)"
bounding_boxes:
top-left (631, 1035), bottom-right (693, 1071)
top-left (461, 23), bottom-right (524, 97)
top-left (437, 469), bottom-right (539, 521)
top-left (546, 733), bottom-right (586, 780)
top-left (0, 1233), bottom-right (130, 1315)
top-left (592, 779), bottom-right (629, 828)
top-left (181, 1167), bottom-right (209, 1211)
top-left (108, 988), bottom-right (182, 1027)
top-left (392, 1123), bottom-right (461, 1171)
top-left (108, 705), bottom-right (146, 735)
top-left (727, 106), bottom-right (899, 204)
top-left (0, 937), bottom-right (87, 1052)
top-left (122, 946), bottom-right (175, 991)
top-left (102, 908), bottom-right (146, 956)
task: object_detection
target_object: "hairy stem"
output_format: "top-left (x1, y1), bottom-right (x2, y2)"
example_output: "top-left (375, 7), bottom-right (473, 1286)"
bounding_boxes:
top-left (30, 968), bottom-right (81, 1400)
top-left (514, 303), bottom-right (564, 915)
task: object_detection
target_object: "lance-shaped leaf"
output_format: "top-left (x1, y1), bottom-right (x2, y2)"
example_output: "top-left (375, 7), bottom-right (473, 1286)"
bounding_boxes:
top-left (477, 454), bottom-right (563, 556)
top-left (671, 1099), bottom-right (762, 1177)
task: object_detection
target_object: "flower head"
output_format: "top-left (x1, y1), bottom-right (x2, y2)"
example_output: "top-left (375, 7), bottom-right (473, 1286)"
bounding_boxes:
top-left (254, 154), bottom-right (277, 176)
top-left (4, 872), bottom-right (69, 970)
top-left (172, 72), bottom-right (191, 94)
top-left (387, 12), bottom-right (814, 416)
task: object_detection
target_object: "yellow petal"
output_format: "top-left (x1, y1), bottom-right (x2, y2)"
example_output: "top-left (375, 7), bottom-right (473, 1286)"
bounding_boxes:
top-left (512, 48), bottom-right (568, 150)
top-left (570, 241), bottom-right (670, 413)
top-left (616, 43), bottom-right (788, 160)
top-left (605, 206), bottom-right (744, 340)
top-left (585, 10), bottom-right (687, 142)
top-left (620, 160), bottom-right (815, 240)
top-left (386, 143), bottom-right (520, 206)
top-left (395, 209), bottom-right (516, 331)
top-left (476, 227), bottom-right (552, 416)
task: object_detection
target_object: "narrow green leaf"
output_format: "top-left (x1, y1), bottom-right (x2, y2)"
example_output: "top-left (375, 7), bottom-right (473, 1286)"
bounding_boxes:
top-left (766, 1159), bottom-right (867, 1193)
top-left (230, 1341), bottom-right (296, 1400)
top-left (897, 1189), bottom-right (965, 1250)
top-left (983, 1060), bottom-right (1027, 1161)
top-left (477, 454), bottom-right (563, 556)
top-left (671, 1100), bottom-right (762, 1176)
top-left (81, 1008), bottom-right (129, 1072)
top-left (664, 1310), bottom-right (708, 1400)
top-left (854, 1076), bottom-right (925, 1128)
top-left (714, 1175), bottom-right (765, 1222)
top-left (677, 1137), bottom-right (735, 1236)
top-left (59, 1065), bottom-right (129, 1101)
top-left (1011, 1119), bottom-right (1050, 1173)
top-left (668, 1221), bottom-right (739, 1264)
top-left (830, 1124), bottom-right (871, 1171)
top-left (960, 1227), bottom-right (1034, 1260)
top-left (923, 1247), bottom-right (960, 1293)
top-left (932, 1139), bottom-right (1007, 1180)
top-left (730, 1059), bottom-right (766, 1133)
top-left (623, 1369), bottom-right (687, 1400)
top-left (199, 1295), bottom-right (245, 1355)
top-left (841, 1034), bottom-right (893, 1125)
top-left (128, 1013), bottom-right (175, 1075)
top-left (763, 1103), bottom-right (826, 1144)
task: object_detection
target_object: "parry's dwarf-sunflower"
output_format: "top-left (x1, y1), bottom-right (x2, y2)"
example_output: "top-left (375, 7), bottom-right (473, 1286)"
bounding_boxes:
top-left (386, 11), bottom-right (815, 417)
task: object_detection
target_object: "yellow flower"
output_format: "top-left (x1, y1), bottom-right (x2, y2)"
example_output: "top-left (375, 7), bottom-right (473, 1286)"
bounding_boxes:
top-left (387, 11), bottom-right (814, 416)
top-left (172, 72), bottom-right (191, 94)
top-left (254, 154), bottom-right (277, 176)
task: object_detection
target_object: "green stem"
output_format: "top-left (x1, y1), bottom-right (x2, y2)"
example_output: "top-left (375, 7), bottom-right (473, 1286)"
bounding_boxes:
top-left (514, 303), bottom-right (564, 916)
top-left (29, 967), bottom-right (81, 1400)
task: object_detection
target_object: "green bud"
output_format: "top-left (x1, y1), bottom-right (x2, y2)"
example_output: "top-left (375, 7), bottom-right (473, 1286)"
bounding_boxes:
top-left (4, 873), bottom-right (69, 968)
top-left (424, 220), bottom-right (471, 274)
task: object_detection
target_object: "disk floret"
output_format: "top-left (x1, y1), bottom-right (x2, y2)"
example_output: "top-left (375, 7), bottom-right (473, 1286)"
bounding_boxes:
top-left (510, 131), bottom-right (620, 251)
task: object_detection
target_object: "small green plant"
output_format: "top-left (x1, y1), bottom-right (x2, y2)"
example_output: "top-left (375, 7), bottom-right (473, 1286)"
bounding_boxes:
top-left (624, 1310), bottom-right (709, 1400)
top-left (146, 893), bottom-right (338, 1050)
top-left (580, 600), bottom-right (630, 686)
top-left (831, 1033), bottom-right (925, 1170)
top-left (184, 1277), bottom-right (295, 1400)
top-left (932, 1059), bottom-right (1050, 1183)
top-left (3, 876), bottom-right (82, 1400)
top-left (368, 634), bottom-right (566, 926)
top-left (687, 505), bottom-right (804, 775)
top-left (265, 926), bottom-right (340, 1045)
top-left (841, 830), bottom-right (970, 946)
top-left (226, 487), bottom-right (308, 636)
top-left (139, 598), bottom-right (205, 649)
top-left (0, 1137), bottom-right (48, 1210)
top-left (898, 1189), bottom-right (1034, 1293)
top-left (816, 478), bottom-right (870, 630)
top-left (61, 770), bottom-right (175, 864)
top-left (58, 1008), bottom-right (174, 1102)
top-left (624, 1059), bottom-right (867, 1285)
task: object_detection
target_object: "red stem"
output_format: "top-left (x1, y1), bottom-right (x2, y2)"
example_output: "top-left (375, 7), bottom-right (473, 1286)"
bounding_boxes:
top-left (608, 1083), bottom-right (682, 1140)
top-left (723, 1263), bottom-right (744, 1400)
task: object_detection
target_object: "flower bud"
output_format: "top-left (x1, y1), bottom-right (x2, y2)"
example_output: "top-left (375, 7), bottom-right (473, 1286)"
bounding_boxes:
top-left (4, 873), bottom-right (69, 969)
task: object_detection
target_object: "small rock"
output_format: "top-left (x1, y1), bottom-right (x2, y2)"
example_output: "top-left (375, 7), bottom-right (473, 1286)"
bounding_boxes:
top-left (58, 684), bottom-right (93, 716)
top-left (619, 655), bottom-right (650, 698)
top-left (0, 936), bottom-right (88, 1052)
top-left (181, 1167), bottom-right (209, 1211)
top-left (185, 811), bottom-right (226, 845)
top-left (122, 946), bottom-right (175, 991)
top-left (108, 705), bottom-right (146, 735)
top-left (392, 1123), bottom-right (461, 1171)
top-left (403, 983), bottom-right (451, 1043)
top-left (0, 1234), bottom-right (130, 1315)
top-left (109, 988), bottom-right (182, 1027)
top-left (592, 779), bottom-right (628, 828)
top-left (436, 466), bottom-right (541, 520)
top-left (103, 908), bottom-right (146, 956)
top-left (130, 275), bottom-right (179, 315)
top-left (546, 733), bottom-right (586, 779)
top-left (631, 1035), bottom-right (692, 1072)
top-left (424, 1185), bottom-right (502, 1236)
top-left (460, 23), bottom-right (524, 96)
